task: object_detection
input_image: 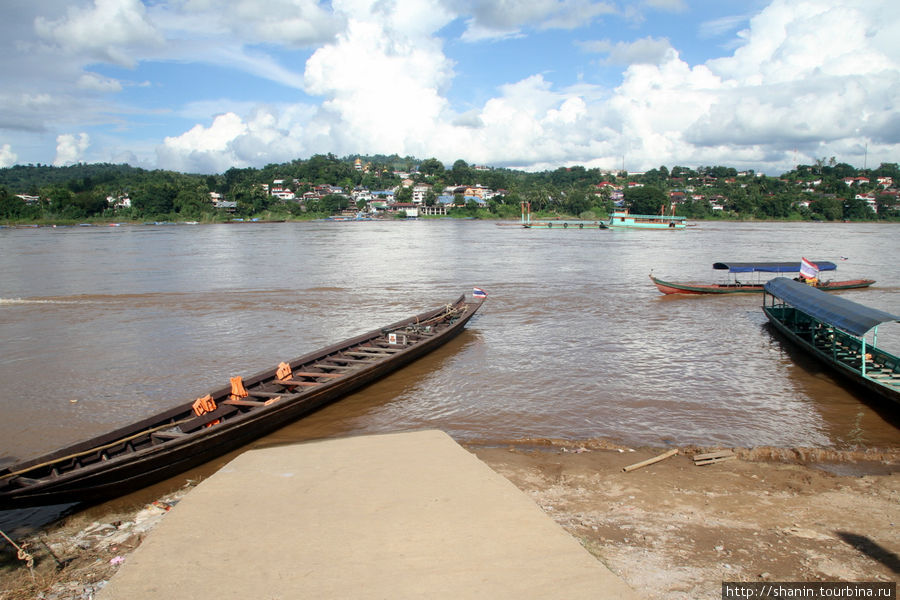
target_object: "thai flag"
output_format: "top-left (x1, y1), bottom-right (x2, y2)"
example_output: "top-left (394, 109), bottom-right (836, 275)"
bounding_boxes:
top-left (799, 257), bottom-right (818, 279)
top-left (473, 287), bottom-right (488, 300)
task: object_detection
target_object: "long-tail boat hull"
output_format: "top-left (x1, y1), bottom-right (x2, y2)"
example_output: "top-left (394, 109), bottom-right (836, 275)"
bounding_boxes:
top-left (650, 274), bottom-right (876, 295)
top-left (762, 278), bottom-right (899, 405)
top-left (651, 261), bottom-right (874, 295)
top-left (0, 293), bottom-right (484, 509)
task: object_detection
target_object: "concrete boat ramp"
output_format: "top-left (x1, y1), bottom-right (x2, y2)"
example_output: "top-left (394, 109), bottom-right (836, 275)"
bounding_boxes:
top-left (99, 430), bottom-right (638, 599)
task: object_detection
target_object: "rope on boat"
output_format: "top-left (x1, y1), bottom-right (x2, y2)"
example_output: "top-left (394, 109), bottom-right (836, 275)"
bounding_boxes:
top-left (0, 416), bottom-right (197, 482)
top-left (0, 527), bottom-right (35, 572)
top-left (381, 302), bottom-right (467, 336)
top-left (417, 303), bottom-right (466, 326)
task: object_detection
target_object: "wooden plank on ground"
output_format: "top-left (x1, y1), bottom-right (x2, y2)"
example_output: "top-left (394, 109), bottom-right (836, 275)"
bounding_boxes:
top-left (623, 449), bottom-right (678, 472)
top-left (692, 449), bottom-right (737, 466)
top-left (692, 450), bottom-right (735, 461)
top-left (694, 455), bottom-right (737, 466)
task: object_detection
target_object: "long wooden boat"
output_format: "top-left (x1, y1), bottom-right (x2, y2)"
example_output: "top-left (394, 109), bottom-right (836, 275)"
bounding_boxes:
top-left (0, 292), bottom-right (485, 509)
top-left (651, 261), bottom-right (875, 295)
top-left (763, 277), bottom-right (899, 405)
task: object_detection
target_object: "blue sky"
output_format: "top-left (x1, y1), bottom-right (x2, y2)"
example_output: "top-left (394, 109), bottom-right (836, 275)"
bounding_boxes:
top-left (0, 0), bottom-right (897, 175)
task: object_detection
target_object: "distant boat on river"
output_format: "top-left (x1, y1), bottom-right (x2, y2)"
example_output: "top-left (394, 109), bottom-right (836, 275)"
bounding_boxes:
top-left (518, 201), bottom-right (608, 229)
top-left (651, 261), bottom-right (876, 295)
top-left (608, 209), bottom-right (686, 230)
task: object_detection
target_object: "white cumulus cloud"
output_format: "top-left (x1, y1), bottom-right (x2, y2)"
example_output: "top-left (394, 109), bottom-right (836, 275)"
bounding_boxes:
top-left (35, 0), bottom-right (163, 67)
top-left (54, 133), bottom-right (90, 166)
top-left (154, 0), bottom-right (900, 175)
top-left (5, 0), bottom-right (899, 174)
top-left (170, 0), bottom-right (343, 47)
top-left (156, 108), bottom-right (310, 173)
top-left (0, 144), bottom-right (17, 167)
top-left (691, 0), bottom-right (900, 156)
top-left (301, 1), bottom-right (454, 157)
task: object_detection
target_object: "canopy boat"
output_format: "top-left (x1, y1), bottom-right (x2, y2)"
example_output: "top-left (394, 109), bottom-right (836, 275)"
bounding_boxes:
top-left (763, 277), bottom-right (899, 405)
top-left (608, 209), bottom-right (686, 230)
top-left (0, 291), bottom-right (485, 509)
top-left (650, 261), bottom-right (875, 295)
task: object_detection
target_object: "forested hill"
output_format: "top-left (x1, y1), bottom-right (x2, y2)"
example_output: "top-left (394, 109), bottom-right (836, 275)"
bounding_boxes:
top-left (0, 155), bottom-right (898, 223)
top-left (0, 163), bottom-right (151, 195)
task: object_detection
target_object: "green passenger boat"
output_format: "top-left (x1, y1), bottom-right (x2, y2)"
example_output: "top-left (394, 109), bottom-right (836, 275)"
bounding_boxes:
top-left (763, 277), bottom-right (900, 405)
top-left (608, 210), bottom-right (686, 229)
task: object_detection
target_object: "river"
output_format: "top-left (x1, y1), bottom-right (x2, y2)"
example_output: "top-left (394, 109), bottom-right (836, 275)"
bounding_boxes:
top-left (1, 219), bottom-right (898, 526)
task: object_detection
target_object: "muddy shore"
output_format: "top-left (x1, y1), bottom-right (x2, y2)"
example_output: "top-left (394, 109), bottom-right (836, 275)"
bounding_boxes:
top-left (1, 440), bottom-right (898, 600)
top-left (472, 441), bottom-right (899, 599)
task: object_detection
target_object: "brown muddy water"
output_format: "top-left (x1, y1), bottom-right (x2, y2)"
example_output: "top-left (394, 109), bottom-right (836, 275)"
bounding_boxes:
top-left (1, 220), bottom-right (898, 530)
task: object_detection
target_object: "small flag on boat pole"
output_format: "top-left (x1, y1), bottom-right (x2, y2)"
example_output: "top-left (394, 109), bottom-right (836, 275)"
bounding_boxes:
top-left (800, 257), bottom-right (818, 279)
top-left (473, 287), bottom-right (488, 300)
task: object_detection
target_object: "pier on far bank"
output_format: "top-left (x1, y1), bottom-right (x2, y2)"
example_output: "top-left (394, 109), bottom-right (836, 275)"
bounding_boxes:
top-left (97, 430), bottom-right (638, 599)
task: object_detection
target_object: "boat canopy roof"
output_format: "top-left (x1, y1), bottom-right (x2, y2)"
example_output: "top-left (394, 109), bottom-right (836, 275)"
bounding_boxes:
top-left (713, 261), bottom-right (837, 273)
top-left (765, 277), bottom-right (899, 336)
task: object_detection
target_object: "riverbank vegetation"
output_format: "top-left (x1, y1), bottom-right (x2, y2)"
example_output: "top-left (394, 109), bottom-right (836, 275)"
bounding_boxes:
top-left (1, 155), bottom-right (898, 225)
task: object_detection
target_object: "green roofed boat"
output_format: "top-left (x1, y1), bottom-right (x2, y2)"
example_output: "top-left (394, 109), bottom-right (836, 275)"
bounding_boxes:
top-left (608, 209), bottom-right (686, 229)
top-left (763, 277), bottom-right (900, 405)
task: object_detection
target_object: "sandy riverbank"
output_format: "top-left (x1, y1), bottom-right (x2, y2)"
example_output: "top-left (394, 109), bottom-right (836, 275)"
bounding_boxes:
top-left (1, 440), bottom-right (898, 600)
top-left (472, 440), bottom-right (899, 599)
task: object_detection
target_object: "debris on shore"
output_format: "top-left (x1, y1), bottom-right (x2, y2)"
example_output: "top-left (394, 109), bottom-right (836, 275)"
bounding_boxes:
top-left (0, 484), bottom-right (194, 600)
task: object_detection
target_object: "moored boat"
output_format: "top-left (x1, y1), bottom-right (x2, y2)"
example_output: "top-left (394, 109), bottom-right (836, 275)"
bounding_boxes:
top-left (608, 210), bottom-right (686, 229)
top-left (0, 291), bottom-right (485, 509)
top-left (650, 261), bottom-right (875, 295)
top-left (762, 277), bottom-right (899, 405)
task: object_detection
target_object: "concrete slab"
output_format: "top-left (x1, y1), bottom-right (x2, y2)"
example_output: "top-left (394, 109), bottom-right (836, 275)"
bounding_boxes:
top-left (99, 430), bottom-right (639, 599)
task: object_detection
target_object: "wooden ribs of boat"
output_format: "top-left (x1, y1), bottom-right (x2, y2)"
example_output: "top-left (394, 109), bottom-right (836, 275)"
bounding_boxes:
top-left (0, 292), bottom-right (485, 509)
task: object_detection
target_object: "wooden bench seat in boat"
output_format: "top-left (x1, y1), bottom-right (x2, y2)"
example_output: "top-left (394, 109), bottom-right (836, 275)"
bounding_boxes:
top-left (324, 357), bottom-right (376, 364)
top-left (223, 398), bottom-right (269, 407)
top-left (357, 346), bottom-right (402, 353)
top-left (180, 404), bottom-right (239, 433)
top-left (245, 391), bottom-right (283, 398)
top-left (288, 372), bottom-right (343, 378)
top-left (272, 379), bottom-right (324, 387)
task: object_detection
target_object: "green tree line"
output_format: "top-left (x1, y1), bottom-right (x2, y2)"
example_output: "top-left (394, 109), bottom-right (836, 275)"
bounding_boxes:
top-left (1, 156), bottom-right (898, 223)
